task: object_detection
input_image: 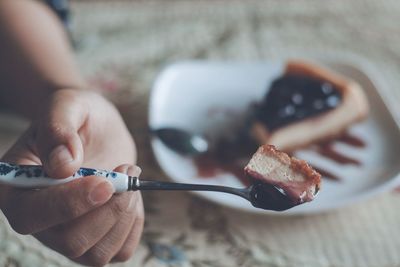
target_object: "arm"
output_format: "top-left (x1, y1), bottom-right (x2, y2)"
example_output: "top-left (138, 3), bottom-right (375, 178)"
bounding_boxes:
top-left (0, 0), bottom-right (83, 118)
top-left (0, 1), bottom-right (144, 265)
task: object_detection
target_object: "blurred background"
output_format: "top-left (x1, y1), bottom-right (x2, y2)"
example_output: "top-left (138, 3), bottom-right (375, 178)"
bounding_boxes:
top-left (1, 0), bottom-right (400, 266)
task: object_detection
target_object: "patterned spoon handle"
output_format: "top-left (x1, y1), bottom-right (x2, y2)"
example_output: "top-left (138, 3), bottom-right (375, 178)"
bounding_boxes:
top-left (0, 162), bottom-right (136, 193)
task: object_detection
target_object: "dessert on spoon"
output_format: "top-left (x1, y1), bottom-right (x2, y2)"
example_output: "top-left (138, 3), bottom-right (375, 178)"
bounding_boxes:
top-left (0, 145), bottom-right (320, 212)
top-left (245, 145), bottom-right (321, 210)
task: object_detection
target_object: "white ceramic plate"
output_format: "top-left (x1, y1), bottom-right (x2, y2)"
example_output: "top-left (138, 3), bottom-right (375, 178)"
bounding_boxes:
top-left (149, 58), bottom-right (400, 215)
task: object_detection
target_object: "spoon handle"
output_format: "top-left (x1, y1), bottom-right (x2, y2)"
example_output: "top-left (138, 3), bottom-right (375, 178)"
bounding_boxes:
top-left (0, 162), bottom-right (249, 200)
top-left (137, 180), bottom-right (249, 199)
top-left (0, 162), bottom-right (130, 192)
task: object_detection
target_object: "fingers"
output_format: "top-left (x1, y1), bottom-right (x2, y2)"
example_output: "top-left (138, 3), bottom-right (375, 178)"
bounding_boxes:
top-left (34, 190), bottom-right (135, 260)
top-left (75, 192), bottom-right (138, 266)
top-left (112, 193), bottom-right (144, 263)
top-left (111, 165), bottom-right (144, 263)
top-left (2, 175), bottom-right (114, 235)
top-left (1, 125), bottom-right (41, 165)
top-left (75, 165), bottom-right (143, 265)
top-left (35, 89), bottom-right (88, 178)
top-left (1, 89), bottom-right (87, 176)
top-left (32, 164), bottom-right (144, 265)
top-left (0, 126), bottom-right (44, 209)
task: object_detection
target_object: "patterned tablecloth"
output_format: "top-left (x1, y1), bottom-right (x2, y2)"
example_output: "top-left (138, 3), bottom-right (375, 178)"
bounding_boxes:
top-left (1, 1), bottom-right (400, 266)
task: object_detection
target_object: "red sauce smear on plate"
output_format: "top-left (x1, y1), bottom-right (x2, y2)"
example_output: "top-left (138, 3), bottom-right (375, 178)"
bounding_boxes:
top-left (193, 131), bottom-right (366, 185)
top-left (337, 132), bottom-right (366, 148)
top-left (311, 166), bottom-right (341, 181)
top-left (316, 143), bottom-right (361, 165)
top-left (194, 154), bottom-right (251, 186)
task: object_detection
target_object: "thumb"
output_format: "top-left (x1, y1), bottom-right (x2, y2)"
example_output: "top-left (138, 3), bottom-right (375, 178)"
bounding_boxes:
top-left (35, 90), bottom-right (87, 178)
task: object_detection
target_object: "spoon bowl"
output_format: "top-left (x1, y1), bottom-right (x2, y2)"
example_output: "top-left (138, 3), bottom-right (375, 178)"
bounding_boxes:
top-left (151, 128), bottom-right (209, 156)
top-left (137, 178), bottom-right (298, 211)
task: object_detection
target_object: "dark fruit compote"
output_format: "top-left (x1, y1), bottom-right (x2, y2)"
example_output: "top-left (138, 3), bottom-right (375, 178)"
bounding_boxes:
top-left (249, 182), bottom-right (297, 211)
top-left (255, 74), bottom-right (342, 131)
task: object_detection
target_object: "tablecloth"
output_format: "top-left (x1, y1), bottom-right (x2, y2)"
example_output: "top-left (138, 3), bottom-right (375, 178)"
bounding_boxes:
top-left (1, 1), bottom-right (400, 266)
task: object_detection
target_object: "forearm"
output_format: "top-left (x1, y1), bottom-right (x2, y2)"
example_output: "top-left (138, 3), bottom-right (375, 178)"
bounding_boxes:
top-left (0, 0), bottom-right (84, 118)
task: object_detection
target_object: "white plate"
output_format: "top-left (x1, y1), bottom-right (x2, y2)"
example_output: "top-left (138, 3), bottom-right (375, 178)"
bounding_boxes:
top-left (149, 58), bottom-right (400, 215)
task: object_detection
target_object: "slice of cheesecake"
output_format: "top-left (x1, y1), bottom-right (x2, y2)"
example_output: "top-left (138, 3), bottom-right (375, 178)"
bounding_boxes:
top-left (245, 145), bottom-right (321, 210)
top-left (251, 60), bottom-right (369, 152)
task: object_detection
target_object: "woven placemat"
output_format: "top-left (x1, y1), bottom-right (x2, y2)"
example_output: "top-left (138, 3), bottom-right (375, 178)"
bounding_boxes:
top-left (1, 1), bottom-right (400, 266)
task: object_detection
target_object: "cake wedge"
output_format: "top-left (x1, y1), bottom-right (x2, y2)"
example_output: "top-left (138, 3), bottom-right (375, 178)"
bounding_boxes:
top-left (251, 60), bottom-right (369, 152)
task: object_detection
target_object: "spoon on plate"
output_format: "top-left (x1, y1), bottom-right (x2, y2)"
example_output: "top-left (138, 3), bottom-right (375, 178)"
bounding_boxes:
top-left (0, 162), bottom-right (296, 211)
top-left (151, 128), bottom-right (210, 155)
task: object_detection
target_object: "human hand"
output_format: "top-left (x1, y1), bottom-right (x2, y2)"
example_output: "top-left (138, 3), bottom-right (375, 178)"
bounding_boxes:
top-left (0, 89), bottom-right (144, 266)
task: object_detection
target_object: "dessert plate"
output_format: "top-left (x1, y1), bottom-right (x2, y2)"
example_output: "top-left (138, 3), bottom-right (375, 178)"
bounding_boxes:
top-left (149, 58), bottom-right (400, 215)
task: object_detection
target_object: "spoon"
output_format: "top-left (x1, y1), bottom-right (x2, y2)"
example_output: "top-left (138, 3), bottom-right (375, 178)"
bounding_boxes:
top-left (151, 128), bottom-right (209, 156)
top-left (0, 162), bottom-right (296, 211)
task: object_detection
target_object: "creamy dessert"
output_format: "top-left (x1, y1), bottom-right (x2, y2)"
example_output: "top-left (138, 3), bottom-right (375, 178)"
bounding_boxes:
top-left (245, 145), bottom-right (321, 210)
top-left (251, 60), bottom-right (369, 151)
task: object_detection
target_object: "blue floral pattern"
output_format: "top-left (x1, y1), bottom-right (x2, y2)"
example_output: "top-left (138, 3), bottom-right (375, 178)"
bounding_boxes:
top-left (0, 163), bottom-right (48, 178)
top-left (0, 162), bottom-right (121, 181)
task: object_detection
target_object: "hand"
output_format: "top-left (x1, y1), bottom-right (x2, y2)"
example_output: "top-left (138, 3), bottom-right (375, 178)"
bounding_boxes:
top-left (0, 89), bottom-right (144, 266)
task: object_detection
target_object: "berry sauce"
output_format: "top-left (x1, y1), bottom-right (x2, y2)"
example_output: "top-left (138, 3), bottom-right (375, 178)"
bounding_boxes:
top-left (250, 182), bottom-right (298, 211)
top-left (256, 74), bottom-right (342, 131)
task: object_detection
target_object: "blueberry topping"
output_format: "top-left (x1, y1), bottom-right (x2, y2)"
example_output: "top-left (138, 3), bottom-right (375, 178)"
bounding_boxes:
top-left (327, 95), bottom-right (341, 107)
top-left (255, 74), bottom-right (342, 130)
top-left (322, 82), bottom-right (334, 94)
top-left (313, 99), bottom-right (324, 110)
top-left (292, 93), bottom-right (303, 104)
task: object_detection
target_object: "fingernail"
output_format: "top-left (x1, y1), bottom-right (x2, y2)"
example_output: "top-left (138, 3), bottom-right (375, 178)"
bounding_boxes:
top-left (89, 181), bottom-right (115, 205)
top-left (124, 166), bottom-right (139, 211)
top-left (127, 166), bottom-right (142, 177)
top-left (48, 145), bottom-right (73, 169)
